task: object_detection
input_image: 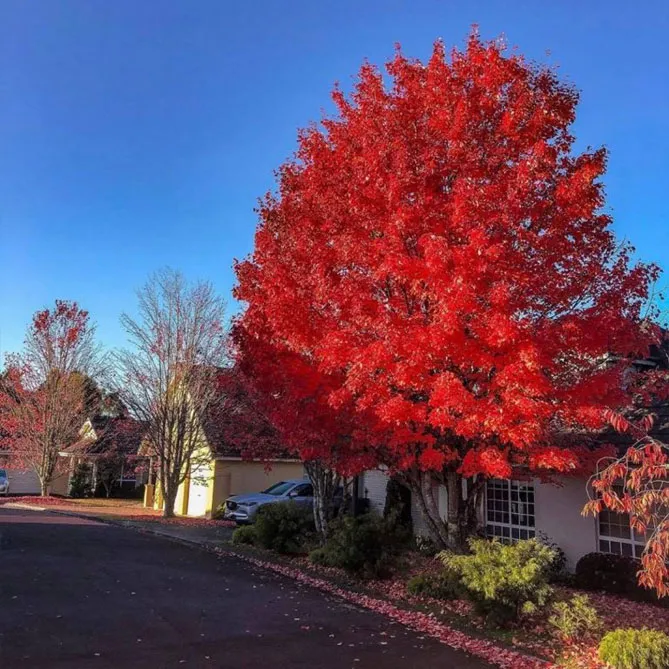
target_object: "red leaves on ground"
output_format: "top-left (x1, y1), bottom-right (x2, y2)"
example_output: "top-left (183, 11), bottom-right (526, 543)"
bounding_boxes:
top-left (237, 553), bottom-right (552, 669)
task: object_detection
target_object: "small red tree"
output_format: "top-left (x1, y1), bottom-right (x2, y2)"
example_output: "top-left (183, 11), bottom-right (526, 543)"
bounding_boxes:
top-left (235, 33), bottom-right (660, 548)
top-left (0, 301), bottom-right (101, 495)
top-left (585, 372), bottom-right (669, 597)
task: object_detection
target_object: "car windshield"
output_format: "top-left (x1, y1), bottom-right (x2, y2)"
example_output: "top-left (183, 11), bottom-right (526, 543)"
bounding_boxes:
top-left (262, 481), bottom-right (295, 496)
top-left (0, 469), bottom-right (6, 478)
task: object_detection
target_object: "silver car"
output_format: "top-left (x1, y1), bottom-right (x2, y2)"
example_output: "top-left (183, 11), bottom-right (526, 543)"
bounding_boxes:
top-left (0, 469), bottom-right (9, 495)
top-left (223, 478), bottom-right (314, 524)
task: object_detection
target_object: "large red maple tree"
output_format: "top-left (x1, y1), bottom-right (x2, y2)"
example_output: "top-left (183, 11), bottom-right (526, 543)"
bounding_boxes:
top-left (235, 33), bottom-right (660, 547)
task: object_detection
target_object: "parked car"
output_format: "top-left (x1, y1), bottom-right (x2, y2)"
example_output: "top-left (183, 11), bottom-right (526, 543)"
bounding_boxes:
top-left (223, 478), bottom-right (314, 523)
top-left (0, 469), bottom-right (9, 495)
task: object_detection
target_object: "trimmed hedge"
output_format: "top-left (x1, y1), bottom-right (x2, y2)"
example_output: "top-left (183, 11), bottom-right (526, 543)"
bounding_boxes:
top-left (574, 552), bottom-right (664, 604)
top-left (231, 525), bottom-right (257, 546)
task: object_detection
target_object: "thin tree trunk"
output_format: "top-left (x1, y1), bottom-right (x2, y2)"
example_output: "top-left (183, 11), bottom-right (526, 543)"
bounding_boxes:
top-left (445, 470), bottom-right (462, 546)
top-left (162, 477), bottom-right (178, 518)
top-left (403, 470), bottom-right (483, 551)
top-left (411, 471), bottom-right (451, 548)
top-left (304, 460), bottom-right (340, 542)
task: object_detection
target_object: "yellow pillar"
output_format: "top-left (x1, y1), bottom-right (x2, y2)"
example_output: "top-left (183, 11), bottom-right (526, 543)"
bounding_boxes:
top-left (153, 480), bottom-right (164, 511)
top-left (175, 469), bottom-right (190, 516)
top-left (143, 484), bottom-right (155, 508)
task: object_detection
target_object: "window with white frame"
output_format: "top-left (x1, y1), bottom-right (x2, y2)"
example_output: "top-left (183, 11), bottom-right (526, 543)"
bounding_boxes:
top-left (598, 501), bottom-right (646, 559)
top-left (485, 479), bottom-right (536, 542)
top-left (117, 461), bottom-right (136, 484)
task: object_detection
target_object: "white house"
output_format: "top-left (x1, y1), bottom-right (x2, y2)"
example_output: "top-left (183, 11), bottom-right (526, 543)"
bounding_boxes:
top-left (360, 468), bottom-right (628, 569)
top-left (360, 344), bottom-right (668, 569)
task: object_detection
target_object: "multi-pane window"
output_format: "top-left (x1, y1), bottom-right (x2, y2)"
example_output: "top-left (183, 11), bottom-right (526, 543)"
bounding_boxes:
top-left (598, 505), bottom-right (646, 559)
top-left (485, 479), bottom-right (536, 542)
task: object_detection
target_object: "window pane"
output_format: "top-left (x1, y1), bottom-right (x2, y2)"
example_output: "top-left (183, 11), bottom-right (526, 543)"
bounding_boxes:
top-left (485, 479), bottom-right (536, 543)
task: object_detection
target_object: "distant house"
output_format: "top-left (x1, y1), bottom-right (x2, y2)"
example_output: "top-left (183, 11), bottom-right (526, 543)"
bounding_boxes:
top-left (0, 453), bottom-right (43, 495)
top-left (147, 382), bottom-right (305, 518)
top-left (359, 344), bottom-right (669, 569)
top-left (53, 415), bottom-right (147, 496)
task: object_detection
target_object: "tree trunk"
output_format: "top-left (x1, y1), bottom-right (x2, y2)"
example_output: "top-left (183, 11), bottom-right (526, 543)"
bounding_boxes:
top-left (40, 480), bottom-right (49, 497)
top-left (162, 478), bottom-right (178, 518)
top-left (304, 460), bottom-right (340, 542)
top-left (405, 471), bottom-right (450, 548)
top-left (403, 469), bottom-right (483, 551)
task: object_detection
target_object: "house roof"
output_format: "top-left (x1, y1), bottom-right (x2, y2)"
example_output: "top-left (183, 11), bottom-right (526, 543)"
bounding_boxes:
top-left (65, 416), bottom-right (146, 457)
top-left (196, 369), bottom-right (288, 460)
top-left (599, 401), bottom-right (669, 452)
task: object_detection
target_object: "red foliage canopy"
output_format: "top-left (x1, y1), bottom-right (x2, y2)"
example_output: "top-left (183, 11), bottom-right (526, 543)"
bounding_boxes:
top-left (585, 378), bottom-right (669, 597)
top-left (231, 320), bottom-right (379, 476)
top-left (0, 301), bottom-right (97, 494)
top-left (235, 34), bottom-right (659, 480)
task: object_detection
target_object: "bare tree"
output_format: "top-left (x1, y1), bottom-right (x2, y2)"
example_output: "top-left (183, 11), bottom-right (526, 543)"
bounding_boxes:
top-left (0, 301), bottom-right (103, 495)
top-left (114, 269), bottom-right (228, 517)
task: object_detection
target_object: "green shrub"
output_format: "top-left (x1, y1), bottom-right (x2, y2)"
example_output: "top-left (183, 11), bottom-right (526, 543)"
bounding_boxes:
top-left (212, 502), bottom-right (227, 520)
top-left (308, 547), bottom-right (328, 565)
top-left (383, 477), bottom-right (413, 534)
top-left (406, 571), bottom-right (463, 600)
top-left (598, 629), bottom-right (669, 669)
top-left (254, 502), bottom-right (315, 555)
top-left (231, 525), bottom-right (257, 546)
top-left (415, 535), bottom-right (440, 557)
top-left (440, 538), bottom-right (555, 625)
top-left (574, 552), bottom-right (665, 605)
top-left (548, 594), bottom-right (602, 642)
top-left (536, 532), bottom-right (568, 582)
top-left (575, 552), bottom-right (639, 595)
top-left (309, 513), bottom-right (408, 578)
top-left (69, 463), bottom-right (93, 498)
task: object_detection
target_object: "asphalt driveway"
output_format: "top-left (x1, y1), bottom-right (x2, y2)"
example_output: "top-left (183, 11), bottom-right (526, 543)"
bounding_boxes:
top-left (0, 507), bottom-right (490, 668)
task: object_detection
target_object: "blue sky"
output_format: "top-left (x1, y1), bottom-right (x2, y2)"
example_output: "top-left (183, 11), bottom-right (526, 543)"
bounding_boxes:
top-left (1, 0), bottom-right (667, 357)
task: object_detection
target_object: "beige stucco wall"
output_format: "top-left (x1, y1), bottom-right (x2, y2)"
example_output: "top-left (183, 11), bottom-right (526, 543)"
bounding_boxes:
top-left (5, 468), bottom-right (41, 494)
top-left (533, 476), bottom-right (598, 569)
top-left (207, 460), bottom-right (305, 517)
top-left (360, 468), bottom-right (599, 568)
top-left (165, 459), bottom-right (305, 518)
top-left (50, 470), bottom-right (70, 496)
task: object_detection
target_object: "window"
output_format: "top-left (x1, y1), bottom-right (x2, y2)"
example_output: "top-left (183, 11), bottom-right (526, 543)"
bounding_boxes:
top-left (117, 462), bottom-right (136, 484)
top-left (263, 481), bottom-right (292, 496)
top-left (598, 492), bottom-right (646, 559)
top-left (485, 479), bottom-right (535, 542)
top-left (293, 484), bottom-right (314, 497)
